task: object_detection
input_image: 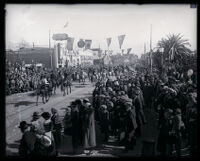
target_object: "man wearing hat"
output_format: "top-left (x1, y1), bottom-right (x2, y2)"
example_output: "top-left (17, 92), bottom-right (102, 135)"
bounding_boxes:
top-left (123, 102), bottom-right (137, 152)
top-left (101, 105), bottom-right (110, 142)
top-left (18, 121), bottom-right (37, 156)
top-left (133, 88), bottom-right (147, 137)
top-left (51, 108), bottom-right (62, 155)
top-left (169, 108), bottom-right (185, 157)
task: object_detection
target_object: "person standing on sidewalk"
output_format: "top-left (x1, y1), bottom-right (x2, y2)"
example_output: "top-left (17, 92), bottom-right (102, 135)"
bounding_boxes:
top-left (82, 101), bottom-right (96, 152)
top-left (51, 108), bottom-right (62, 156)
top-left (123, 102), bottom-right (137, 152)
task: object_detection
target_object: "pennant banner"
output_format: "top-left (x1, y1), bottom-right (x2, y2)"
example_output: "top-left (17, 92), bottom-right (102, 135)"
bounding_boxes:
top-left (118, 35), bottom-right (126, 49)
top-left (66, 37), bottom-right (74, 51)
top-left (106, 38), bottom-right (112, 48)
top-left (127, 48), bottom-right (132, 54)
top-left (85, 40), bottom-right (92, 49)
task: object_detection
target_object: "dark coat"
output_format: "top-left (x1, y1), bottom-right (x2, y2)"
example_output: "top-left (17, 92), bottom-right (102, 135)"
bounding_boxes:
top-left (125, 109), bottom-right (137, 134)
top-left (133, 96), bottom-right (146, 125)
top-left (19, 130), bottom-right (37, 156)
top-left (71, 109), bottom-right (81, 149)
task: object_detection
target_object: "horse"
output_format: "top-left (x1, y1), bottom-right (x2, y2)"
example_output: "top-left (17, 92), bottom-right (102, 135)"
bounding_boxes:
top-left (36, 82), bottom-right (51, 106)
top-left (60, 73), bottom-right (72, 96)
top-left (79, 71), bottom-right (87, 84)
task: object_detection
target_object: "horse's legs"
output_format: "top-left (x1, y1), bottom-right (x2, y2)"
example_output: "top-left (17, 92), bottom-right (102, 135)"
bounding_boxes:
top-left (69, 85), bottom-right (71, 93)
top-left (54, 85), bottom-right (56, 94)
top-left (63, 86), bottom-right (66, 96)
top-left (66, 86), bottom-right (68, 95)
top-left (36, 94), bottom-right (39, 106)
top-left (42, 95), bottom-right (45, 104)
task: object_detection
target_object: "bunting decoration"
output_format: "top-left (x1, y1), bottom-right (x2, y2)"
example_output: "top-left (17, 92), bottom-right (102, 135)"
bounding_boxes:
top-left (66, 37), bottom-right (74, 51)
top-left (118, 35), bottom-right (126, 49)
top-left (85, 40), bottom-right (92, 49)
top-left (106, 38), bottom-right (112, 48)
top-left (127, 48), bottom-right (132, 54)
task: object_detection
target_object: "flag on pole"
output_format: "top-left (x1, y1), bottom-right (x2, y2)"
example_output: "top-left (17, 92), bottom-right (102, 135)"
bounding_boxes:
top-left (85, 40), bottom-right (92, 49)
top-left (106, 38), bottom-right (112, 48)
top-left (127, 48), bottom-right (132, 54)
top-left (66, 37), bottom-right (74, 51)
top-left (64, 21), bottom-right (69, 28)
top-left (118, 35), bottom-right (126, 49)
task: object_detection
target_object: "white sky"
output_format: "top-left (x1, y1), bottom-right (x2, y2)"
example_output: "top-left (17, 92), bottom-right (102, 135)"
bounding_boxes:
top-left (5, 4), bottom-right (197, 57)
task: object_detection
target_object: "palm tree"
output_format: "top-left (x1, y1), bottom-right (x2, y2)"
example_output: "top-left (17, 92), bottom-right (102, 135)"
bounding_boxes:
top-left (157, 33), bottom-right (192, 73)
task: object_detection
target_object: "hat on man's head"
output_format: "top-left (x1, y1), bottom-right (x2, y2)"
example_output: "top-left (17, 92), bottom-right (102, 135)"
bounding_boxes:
top-left (18, 121), bottom-right (29, 129)
top-left (175, 108), bottom-right (181, 114)
top-left (83, 98), bottom-right (90, 103)
top-left (41, 112), bottom-right (51, 120)
top-left (101, 105), bottom-right (107, 110)
top-left (32, 111), bottom-right (40, 119)
top-left (125, 101), bottom-right (132, 107)
top-left (85, 102), bottom-right (91, 107)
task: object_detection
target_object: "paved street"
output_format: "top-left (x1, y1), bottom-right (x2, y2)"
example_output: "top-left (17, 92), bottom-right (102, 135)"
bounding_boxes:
top-left (6, 80), bottom-right (95, 155)
top-left (6, 80), bottom-right (159, 157)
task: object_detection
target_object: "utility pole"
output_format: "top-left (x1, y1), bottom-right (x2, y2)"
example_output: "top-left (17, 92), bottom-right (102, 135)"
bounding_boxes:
top-left (49, 29), bottom-right (52, 68)
top-left (49, 29), bottom-right (51, 49)
top-left (150, 24), bottom-right (152, 73)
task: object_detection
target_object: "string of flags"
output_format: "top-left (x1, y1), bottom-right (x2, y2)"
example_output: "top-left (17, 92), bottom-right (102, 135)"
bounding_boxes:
top-left (53, 32), bottom-right (132, 54)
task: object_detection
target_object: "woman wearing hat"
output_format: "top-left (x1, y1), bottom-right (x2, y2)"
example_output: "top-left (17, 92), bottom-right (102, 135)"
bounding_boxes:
top-left (30, 111), bottom-right (45, 135)
top-left (34, 111), bottom-right (56, 156)
top-left (82, 102), bottom-right (96, 151)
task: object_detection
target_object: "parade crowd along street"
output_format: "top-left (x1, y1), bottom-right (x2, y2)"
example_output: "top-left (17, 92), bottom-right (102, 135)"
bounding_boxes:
top-left (6, 60), bottom-right (197, 157)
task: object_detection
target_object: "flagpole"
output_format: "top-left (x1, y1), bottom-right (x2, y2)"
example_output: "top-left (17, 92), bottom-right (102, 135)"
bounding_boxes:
top-left (49, 29), bottom-right (51, 49)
